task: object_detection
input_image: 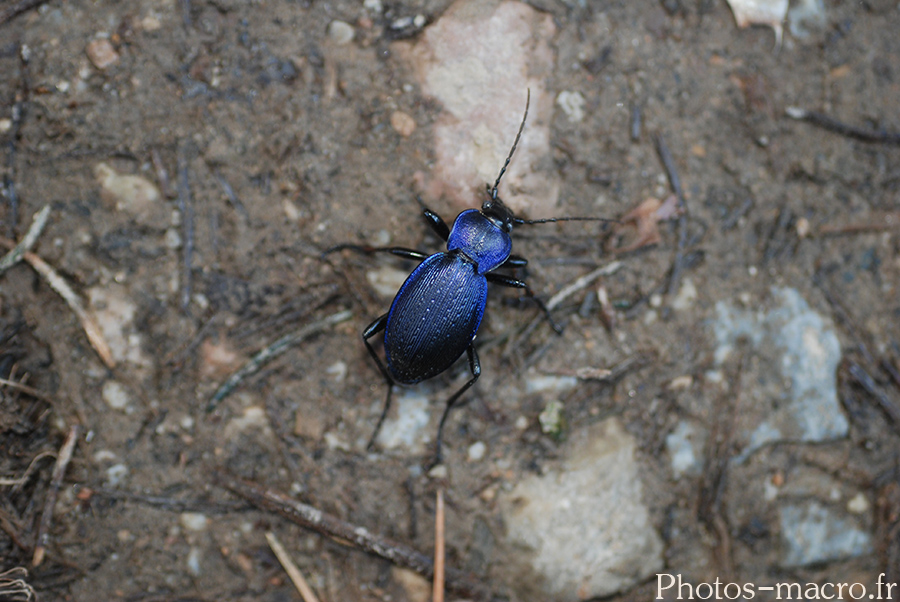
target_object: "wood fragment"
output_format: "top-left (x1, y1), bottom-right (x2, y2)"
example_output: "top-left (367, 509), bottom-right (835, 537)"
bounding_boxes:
top-left (432, 488), bottom-right (445, 602)
top-left (0, 238), bottom-right (115, 369)
top-left (848, 362), bottom-right (900, 431)
top-left (176, 143), bottom-right (194, 313)
top-left (33, 424), bottom-right (81, 567)
top-left (545, 261), bottom-right (623, 311)
top-left (0, 567), bottom-right (36, 602)
top-left (208, 309), bottom-right (352, 411)
top-left (0, 376), bottom-right (55, 404)
top-left (0, 205), bottom-right (51, 274)
top-left (786, 106), bottom-right (900, 145)
top-left (0, 451), bottom-right (56, 487)
top-left (266, 531), bottom-right (321, 602)
top-left (654, 134), bottom-right (691, 297)
top-left (0, 0), bottom-right (51, 26)
top-left (214, 471), bottom-right (488, 601)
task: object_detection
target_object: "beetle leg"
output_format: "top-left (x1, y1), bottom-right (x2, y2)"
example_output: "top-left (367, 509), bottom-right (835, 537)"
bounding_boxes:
top-left (433, 344), bottom-right (481, 465)
top-left (362, 313), bottom-right (395, 450)
top-left (422, 208), bottom-right (451, 241)
top-left (502, 254), bottom-right (528, 268)
top-left (414, 195), bottom-right (451, 242)
top-left (485, 273), bottom-right (563, 334)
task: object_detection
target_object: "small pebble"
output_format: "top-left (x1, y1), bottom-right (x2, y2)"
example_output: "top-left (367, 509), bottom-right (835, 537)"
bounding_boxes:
top-left (326, 360), bottom-right (347, 382)
top-left (556, 90), bottom-right (586, 123)
top-left (671, 277), bottom-right (698, 311)
top-left (363, 0), bottom-right (383, 13)
top-left (467, 441), bottom-right (486, 461)
top-left (141, 15), bottom-right (162, 31)
top-left (187, 546), bottom-right (202, 576)
top-left (165, 228), bottom-right (182, 249)
top-left (102, 380), bottom-right (130, 411)
top-left (86, 38), bottom-right (119, 70)
top-left (390, 110), bottom-right (417, 137)
top-left (180, 512), bottom-right (209, 532)
top-left (327, 20), bottom-right (354, 45)
top-left (847, 493), bottom-right (870, 514)
top-left (428, 464), bottom-right (448, 479)
top-left (105, 463), bottom-right (128, 486)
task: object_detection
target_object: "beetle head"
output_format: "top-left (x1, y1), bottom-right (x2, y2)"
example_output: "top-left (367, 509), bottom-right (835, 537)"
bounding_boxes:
top-left (481, 195), bottom-right (516, 233)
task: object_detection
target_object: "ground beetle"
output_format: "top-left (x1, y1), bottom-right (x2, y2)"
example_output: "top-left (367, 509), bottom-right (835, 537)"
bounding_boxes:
top-left (331, 91), bottom-right (609, 462)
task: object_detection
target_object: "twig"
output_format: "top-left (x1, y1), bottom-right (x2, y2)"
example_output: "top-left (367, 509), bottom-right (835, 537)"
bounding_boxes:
top-left (214, 170), bottom-right (250, 221)
top-left (545, 261), bottom-right (623, 311)
top-left (266, 531), bottom-right (321, 602)
top-left (207, 310), bottom-right (352, 411)
top-left (786, 107), bottom-right (900, 145)
top-left (817, 212), bottom-right (900, 236)
top-left (214, 471), bottom-right (489, 601)
top-left (33, 424), bottom-right (81, 567)
top-left (88, 486), bottom-right (250, 514)
top-left (0, 567), bottom-right (36, 602)
top-left (547, 351), bottom-right (656, 383)
top-left (848, 362), bottom-right (900, 430)
top-left (0, 376), bottom-right (55, 403)
top-left (2, 45), bottom-right (29, 237)
top-left (0, 0), bottom-right (51, 26)
top-left (432, 488), bottom-right (445, 602)
top-left (0, 451), bottom-right (55, 487)
top-left (0, 205), bottom-right (51, 274)
top-left (0, 508), bottom-right (29, 551)
top-left (654, 134), bottom-right (690, 297)
top-left (150, 148), bottom-right (175, 199)
top-left (177, 143), bottom-right (194, 313)
top-left (0, 238), bottom-right (115, 368)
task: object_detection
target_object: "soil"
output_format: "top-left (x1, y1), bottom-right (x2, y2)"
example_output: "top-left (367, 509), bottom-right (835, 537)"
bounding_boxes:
top-left (1, 0), bottom-right (899, 600)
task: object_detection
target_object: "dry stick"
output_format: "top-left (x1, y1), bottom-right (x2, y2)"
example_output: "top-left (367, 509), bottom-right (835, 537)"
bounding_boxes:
top-left (176, 143), bottom-right (194, 313)
top-left (545, 260), bottom-right (623, 311)
top-left (848, 362), bottom-right (900, 429)
top-left (0, 204), bottom-right (51, 274)
top-left (214, 471), bottom-right (488, 601)
top-left (0, 0), bottom-right (51, 25)
top-left (786, 107), bottom-right (900, 146)
top-left (432, 488), bottom-right (445, 602)
top-left (33, 424), bottom-right (81, 567)
top-left (0, 376), bottom-right (55, 404)
top-left (0, 451), bottom-right (55, 487)
top-left (0, 567), bottom-right (36, 602)
top-left (207, 309), bottom-right (352, 411)
top-left (0, 239), bottom-right (115, 368)
top-left (266, 531), bottom-right (321, 602)
top-left (1, 45), bottom-right (29, 237)
top-left (514, 260), bottom-right (624, 346)
top-left (654, 134), bottom-right (690, 297)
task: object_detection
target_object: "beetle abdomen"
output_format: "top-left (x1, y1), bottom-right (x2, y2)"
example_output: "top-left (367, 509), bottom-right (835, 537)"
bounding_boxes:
top-left (384, 253), bottom-right (487, 384)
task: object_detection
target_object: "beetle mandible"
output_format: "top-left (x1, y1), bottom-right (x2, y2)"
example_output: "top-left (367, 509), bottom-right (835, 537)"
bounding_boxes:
top-left (331, 90), bottom-right (609, 462)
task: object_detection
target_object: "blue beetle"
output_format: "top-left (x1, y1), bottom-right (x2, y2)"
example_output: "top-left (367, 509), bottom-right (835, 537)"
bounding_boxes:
top-left (332, 92), bottom-right (605, 461)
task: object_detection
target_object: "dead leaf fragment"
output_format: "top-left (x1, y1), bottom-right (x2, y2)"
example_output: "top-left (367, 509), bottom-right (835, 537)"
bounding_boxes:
top-left (725, 0), bottom-right (788, 46)
top-left (86, 38), bottom-right (120, 70)
top-left (608, 195), bottom-right (682, 254)
top-left (390, 110), bottom-right (417, 137)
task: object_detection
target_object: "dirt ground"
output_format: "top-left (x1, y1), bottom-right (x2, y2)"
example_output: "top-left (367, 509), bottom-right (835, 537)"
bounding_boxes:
top-left (1, 0), bottom-right (899, 600)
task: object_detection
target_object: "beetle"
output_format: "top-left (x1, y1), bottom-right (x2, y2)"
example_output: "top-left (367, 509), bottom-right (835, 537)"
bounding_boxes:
top-left (331, 91), bottom-right (609, 462)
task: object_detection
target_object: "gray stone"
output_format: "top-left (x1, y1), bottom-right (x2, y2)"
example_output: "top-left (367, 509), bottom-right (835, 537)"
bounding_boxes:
top-left (711, 287), bottom-right (846, 460)
top-left (500, 418), bottom-right (663, 600)
top-left (779, 500), bottom-right (872, 567)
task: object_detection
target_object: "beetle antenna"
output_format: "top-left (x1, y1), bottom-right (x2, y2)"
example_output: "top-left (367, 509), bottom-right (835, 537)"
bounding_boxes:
top-left (490, 89), bottom-right (530, 201)
top-left (513, 216), bottom-right (620, 226)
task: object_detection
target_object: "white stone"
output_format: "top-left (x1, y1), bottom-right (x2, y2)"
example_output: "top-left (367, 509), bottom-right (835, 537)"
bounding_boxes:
top-left (500, 418), bottom-right (663, 600)
top-left (556, 90), bottom-right (585, 123)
